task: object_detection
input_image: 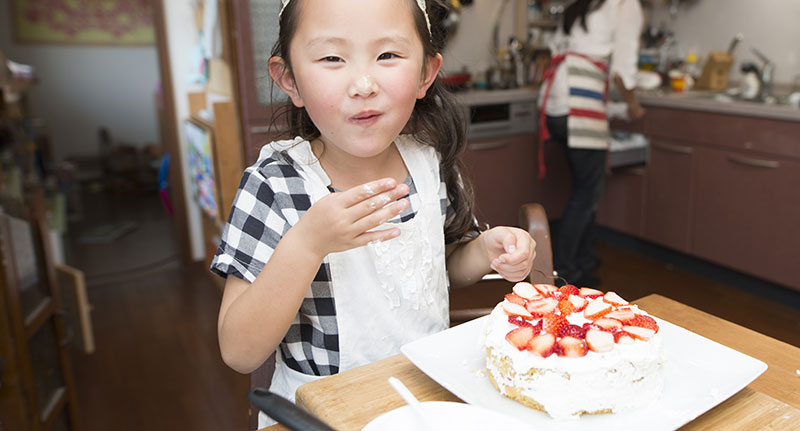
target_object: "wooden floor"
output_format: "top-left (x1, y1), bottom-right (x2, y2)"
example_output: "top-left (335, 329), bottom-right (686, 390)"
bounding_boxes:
top-left (64, 190), bottom-right (800, 431)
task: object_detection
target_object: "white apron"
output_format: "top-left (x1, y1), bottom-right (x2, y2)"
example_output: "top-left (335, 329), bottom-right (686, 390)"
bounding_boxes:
top-left (258, 136), bottom-right (449, 428)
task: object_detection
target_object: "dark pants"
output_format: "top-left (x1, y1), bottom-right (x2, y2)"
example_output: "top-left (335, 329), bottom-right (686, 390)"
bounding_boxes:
top-left (546, 115), bottom-right (607, 283)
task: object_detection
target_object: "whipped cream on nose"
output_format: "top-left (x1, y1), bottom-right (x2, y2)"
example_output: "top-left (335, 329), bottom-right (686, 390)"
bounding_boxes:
top-left (354, 75), bottom-right (378, 96)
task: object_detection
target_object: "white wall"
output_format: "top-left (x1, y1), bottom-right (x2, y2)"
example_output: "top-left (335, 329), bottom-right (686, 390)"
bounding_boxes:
top-left (649, 0), bottom-right (800, 85)
top-left (162, 0), bottom-right (207, 262)
top-left (0, 0), bottom-right (160, 161)
top-left (442, 0), bottom-right (517, 75)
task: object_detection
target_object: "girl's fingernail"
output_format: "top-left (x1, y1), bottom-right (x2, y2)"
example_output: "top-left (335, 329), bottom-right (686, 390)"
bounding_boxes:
top-left (507, 245), bottom-right (516, 253)
top-left (391, 229), bottom-right (400, 237)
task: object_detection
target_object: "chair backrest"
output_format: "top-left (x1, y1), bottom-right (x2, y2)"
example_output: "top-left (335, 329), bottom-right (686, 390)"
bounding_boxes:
top-left (519, 203), bottom-right (554, 284)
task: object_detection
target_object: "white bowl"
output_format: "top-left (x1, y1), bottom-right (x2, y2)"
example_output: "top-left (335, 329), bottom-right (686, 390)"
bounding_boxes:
top-left (362, 401), bottom-right (532, 431)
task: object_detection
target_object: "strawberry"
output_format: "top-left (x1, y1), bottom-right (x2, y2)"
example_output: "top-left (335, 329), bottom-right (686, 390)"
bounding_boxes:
top-left (504, 293), bottom-right (527, 306)
top-left (627, 315), bottom-right (659, 333)
top-left (583, 298), bottom-right (612, 320)
top-left (623, 325), bottom-right (655, 341)
top-left (508, 316), bottom-right (534, 328)
top-left (578, 287), bottom-right (604, 299)
top-left (604, 308), bottom-right (636, 322)
top-left (533, 283), bottom-right (559, 297)
top-left (613, 330), bottom-right (634, 344)
top-left (505, 326), bottom-right (535, 350)
top-left (557, 324), bottom-right (587, 340)
top-left (512, 282), bottom-right (541, 300)
top-left (586, 329), bottom-right (614, 353)
top-left (503, 302), bottom-right (534, 320)
top-left (526, 333), bottom-right (556, 358)
top-left (526, 297), bottom-right (557, 316)
top-left (593, 318), bottom-right (623, 331)
top-left (603, 291), bottom-right (629, 306)
top-left (542, 314), bottom-right (569, 335)
top-left (557, 299), bottom-right (575, 316)
top-left (567, 294), bottom-right (587, 312)
top-left (559, 284), bottom-right (580, 296)
top-left (531, 319), bottom-right (543, 335)
top-left (557, 336), bottom-right (588, 357)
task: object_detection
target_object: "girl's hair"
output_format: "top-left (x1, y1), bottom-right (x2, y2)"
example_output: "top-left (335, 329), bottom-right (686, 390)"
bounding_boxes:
top-left (269, 0), bottom-right (481, 243)
top-left (563, 0), bottom-right (607, 35)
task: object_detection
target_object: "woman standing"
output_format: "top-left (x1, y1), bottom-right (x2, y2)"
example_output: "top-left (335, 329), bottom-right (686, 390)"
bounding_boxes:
top-left (538, 0), bottom-right (645, 286)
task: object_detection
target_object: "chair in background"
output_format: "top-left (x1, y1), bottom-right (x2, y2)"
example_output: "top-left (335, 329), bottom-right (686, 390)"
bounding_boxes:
top-left (248, 202), bottom-right (553, 429)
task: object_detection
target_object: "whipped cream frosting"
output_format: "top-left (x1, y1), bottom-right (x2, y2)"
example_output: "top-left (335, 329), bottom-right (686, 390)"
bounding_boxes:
top-left (484, 303), bottom-right (665, 420)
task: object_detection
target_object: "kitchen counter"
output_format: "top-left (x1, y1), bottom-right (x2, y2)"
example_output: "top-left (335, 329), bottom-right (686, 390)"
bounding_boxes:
top-left (638, 89), bottom-right (800, 122)
top-left (453, 87), bottom-right (538, 106)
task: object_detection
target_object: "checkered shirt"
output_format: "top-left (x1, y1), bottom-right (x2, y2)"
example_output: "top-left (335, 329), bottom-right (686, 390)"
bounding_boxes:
top-left (210, 142), bottom-right (453, 376)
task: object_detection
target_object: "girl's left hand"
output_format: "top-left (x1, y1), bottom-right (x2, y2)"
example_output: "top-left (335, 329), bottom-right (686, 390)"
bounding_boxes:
top-left (482, 227), bottom-right (536, 282)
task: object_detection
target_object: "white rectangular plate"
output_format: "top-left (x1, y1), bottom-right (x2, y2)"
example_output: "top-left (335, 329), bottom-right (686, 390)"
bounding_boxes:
top-left (401, 315), bottom-right (767, 431)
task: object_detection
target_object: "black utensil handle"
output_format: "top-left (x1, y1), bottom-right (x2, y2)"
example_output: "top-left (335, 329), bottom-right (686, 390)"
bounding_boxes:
top-left (248, 388), bottom-right (337, 431)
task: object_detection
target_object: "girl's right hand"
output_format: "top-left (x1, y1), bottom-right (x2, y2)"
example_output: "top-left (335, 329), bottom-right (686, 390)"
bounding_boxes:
top-left (295, 178), bottom-right (410, 257)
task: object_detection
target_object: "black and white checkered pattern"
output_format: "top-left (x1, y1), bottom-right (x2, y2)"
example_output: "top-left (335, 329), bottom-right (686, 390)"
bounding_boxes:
top-left (211, 144), bottom-right (452, 376)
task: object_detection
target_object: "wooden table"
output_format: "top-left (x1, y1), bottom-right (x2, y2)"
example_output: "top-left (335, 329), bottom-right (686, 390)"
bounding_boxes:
top-left (262, 294), bottom-right (800, 430)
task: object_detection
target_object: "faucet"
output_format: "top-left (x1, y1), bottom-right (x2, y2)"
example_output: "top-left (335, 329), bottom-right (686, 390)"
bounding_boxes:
top-left (751, 47), bottom-right (775, 101)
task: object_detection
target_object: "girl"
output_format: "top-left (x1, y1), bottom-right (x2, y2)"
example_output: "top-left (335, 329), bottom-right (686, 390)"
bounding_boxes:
top-left (211, 0), bottom-right (535, 427)
top-left (538, 0), bottom-right (644, 287)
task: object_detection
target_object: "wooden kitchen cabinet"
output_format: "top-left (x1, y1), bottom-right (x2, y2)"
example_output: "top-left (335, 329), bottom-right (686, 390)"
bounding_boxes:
top-left (693, 146), bottom-right (800, 288)
top-left (460, 134), bottom-right (538, 228)
top-left (596, 165), bottom-right (647, 237)
top-left (642, 138), bottom-right (696, 253)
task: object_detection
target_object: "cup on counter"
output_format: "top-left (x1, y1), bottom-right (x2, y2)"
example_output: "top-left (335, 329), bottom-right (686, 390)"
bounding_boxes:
top-left (669, 70), bottom-right (688, 92)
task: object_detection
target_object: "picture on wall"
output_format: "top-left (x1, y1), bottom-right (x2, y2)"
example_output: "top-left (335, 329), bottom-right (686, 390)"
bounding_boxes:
top-left (185, 120), bottom-right (220, 222)
top-left (12, 0), bottom-right (155, 45)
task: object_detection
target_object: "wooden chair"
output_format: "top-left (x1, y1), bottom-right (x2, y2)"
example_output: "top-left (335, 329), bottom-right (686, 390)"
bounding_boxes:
top-left (248, 202), bottom-right (553, 429)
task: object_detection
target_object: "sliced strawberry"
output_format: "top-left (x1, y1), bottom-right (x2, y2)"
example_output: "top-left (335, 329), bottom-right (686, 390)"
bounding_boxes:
top-left (531, 319), bottom-right (543, 335)
top-left (526, 297), bottom-right (557, 315)
top-left (505, 326), bottom-right (535, 350)
top-left (623, 325), bottom-right (655, 341)
top-left (559, 284), bottom-right (580, 296)
top-left (627, 315), bottom-right (659, 333)
top-left (567, 294), bottom-right (587, 312)
top-left (557, 299), bottom-right (575, 316)
top-left (586, 329), bottom-right (614, 353)
top-left (526, 333), bottom-right (556, 358)
top-left (557, 336), bottom-right (588, 357)
top-left (583, 299), bottom-right (612, 320)
top-left (613, 330), bottom-right (634, 344)
top-left (512, 282), bottom-right (541, 300)
top-left (508, 316), bottom-right (534, 328)
top-left (503, 301), bottom-right (534, 320)
top-left (533, 283), bottom-right (559, 297)
top-left (603, 291), bottom-right (629, 306)
top-left (542, 314), bottom-right (569, 335)
top-left (578, 287), bottom-right (604, 298)
top-left (604, 308), bottom-right (636, 322)
top-left (504, 293), bottom-right (527, 306)
top-left (557, 324), bottom-right (587, 340)
top-left (593, 318), bottom-right (623, 331)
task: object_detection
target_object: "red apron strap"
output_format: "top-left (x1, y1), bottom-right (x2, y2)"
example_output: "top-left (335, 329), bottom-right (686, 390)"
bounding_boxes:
top-left (538, 53), bottom-right (565, 180)
top-left (538, 52), bottom-right (609, 179)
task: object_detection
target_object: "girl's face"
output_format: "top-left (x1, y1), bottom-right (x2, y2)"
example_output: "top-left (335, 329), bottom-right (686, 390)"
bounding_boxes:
top-left (272, 0), bottom-right (442, 160)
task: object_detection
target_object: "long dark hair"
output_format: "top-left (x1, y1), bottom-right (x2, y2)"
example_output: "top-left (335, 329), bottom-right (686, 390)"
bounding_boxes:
top-left (269, 0), bottom-right (480, 243)
top-left (563, 0), bottom-right (607, 35)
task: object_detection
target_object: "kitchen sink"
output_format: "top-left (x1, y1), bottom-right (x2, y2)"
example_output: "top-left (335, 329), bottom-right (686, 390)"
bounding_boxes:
top-left (670, 90), bottom-right (789, 106)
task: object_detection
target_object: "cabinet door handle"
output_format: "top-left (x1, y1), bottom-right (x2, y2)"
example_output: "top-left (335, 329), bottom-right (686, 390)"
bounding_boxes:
top-left (469, 140), bottom-right (513, 151)
top-left (652, 142), bottom-right (693, 154)
top-left (727, 155), bottom-right (780, 169)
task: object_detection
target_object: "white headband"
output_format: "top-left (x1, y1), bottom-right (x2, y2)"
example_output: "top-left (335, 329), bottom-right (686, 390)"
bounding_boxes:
top-left (279, 0), bottom-right (432, 35)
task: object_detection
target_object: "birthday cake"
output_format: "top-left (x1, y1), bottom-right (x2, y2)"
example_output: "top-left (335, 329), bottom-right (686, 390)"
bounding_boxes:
top-left (483, 282), bottom-right (665, 419)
